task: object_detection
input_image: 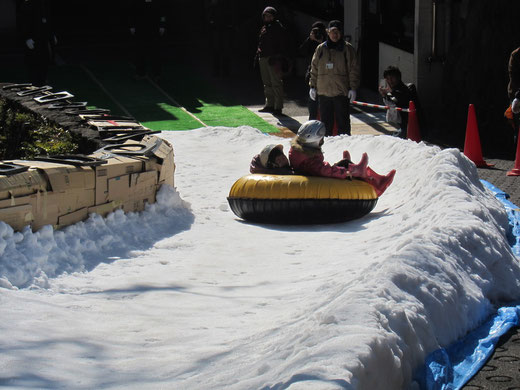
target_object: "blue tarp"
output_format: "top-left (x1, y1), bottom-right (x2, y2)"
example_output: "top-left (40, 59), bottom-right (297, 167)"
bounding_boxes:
top-left (416, 180), bottom-right (520, 390)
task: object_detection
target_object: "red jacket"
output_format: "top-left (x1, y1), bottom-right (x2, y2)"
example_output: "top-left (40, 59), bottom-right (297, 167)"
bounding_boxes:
top-left (289, 139), bottom-right (348, 179)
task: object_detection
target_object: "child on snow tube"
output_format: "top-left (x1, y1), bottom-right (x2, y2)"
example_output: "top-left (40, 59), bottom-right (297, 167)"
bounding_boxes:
top-left (250, 143), bottom-right (294, 175)
top-left (289, 120), bottom-right (396, 196)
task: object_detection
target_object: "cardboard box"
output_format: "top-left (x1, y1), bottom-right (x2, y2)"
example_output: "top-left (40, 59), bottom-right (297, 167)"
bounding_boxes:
top-left (57, 207), bottom-right (88, 227)
top-left (0, 193), bottom-right (32, 209)
top-left (87, 200), bottom-right (123, 218)
top-left (0, 204), bottom-right (33, 231)
top-left (42, 166), bottom-right (95, 192)
top-left (88, 119), bottom-right (142, 128)
top-left (107, 174), bottom-right (131, 202)
top-left (0, 168), bottom-right (48, 200)
top-left (91, 154), bottom-right (145, 205)
top-left (54, 189), bottom-right (95, 215)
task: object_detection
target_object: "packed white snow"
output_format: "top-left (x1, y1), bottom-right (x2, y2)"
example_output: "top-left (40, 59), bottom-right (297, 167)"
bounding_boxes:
top-left (1, 126), bottom-right (519, 390)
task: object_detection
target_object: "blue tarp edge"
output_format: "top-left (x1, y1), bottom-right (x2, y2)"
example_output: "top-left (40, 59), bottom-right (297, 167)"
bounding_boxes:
top-left (415, 179), bottom-right (520, 390)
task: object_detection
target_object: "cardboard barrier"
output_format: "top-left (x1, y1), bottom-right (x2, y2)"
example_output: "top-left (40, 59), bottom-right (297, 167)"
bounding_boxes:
top-left (0, 135), bottom-right (175, 232)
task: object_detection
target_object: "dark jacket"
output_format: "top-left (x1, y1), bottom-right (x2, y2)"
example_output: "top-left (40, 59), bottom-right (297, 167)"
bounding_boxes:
top-left (257, 20), bottom-right (287, 58)
top-left (299, 37), bottom-right (321, 84)
top-left (383, 81), bottom-right (419, 130)
top-left (250, 154), bottom-right (294, 175)
top-left (384, 81), bottom-right (413, 109)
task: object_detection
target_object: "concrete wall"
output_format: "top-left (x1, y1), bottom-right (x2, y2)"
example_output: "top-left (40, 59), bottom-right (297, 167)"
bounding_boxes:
top-left (343, 0), bottom-right (361, 50)
top-left (378, 42), bottom-right (414, 84)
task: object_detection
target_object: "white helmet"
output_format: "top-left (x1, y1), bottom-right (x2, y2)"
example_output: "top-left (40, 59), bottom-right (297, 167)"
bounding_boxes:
top-left (296, 120), bottom-right (326, 148)
top-left (259, 144), bottom-right (283, 167)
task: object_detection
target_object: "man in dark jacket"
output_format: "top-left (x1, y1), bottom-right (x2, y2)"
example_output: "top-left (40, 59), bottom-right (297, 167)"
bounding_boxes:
top-left (17, 0), bottom-right (56, 86)
top-left (129, 0), bottom-right (168, 82)
top-left (256, 6), bottom-right (288, 115)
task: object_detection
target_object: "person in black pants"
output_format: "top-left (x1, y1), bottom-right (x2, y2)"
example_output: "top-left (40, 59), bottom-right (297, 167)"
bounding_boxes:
top-left (298, 21), bottom-right (326, 120)
top-left (309, 20), bottom-right (360, 136)
top-left (17, 0), bottom-right (57, 86)
top-left (129, 0), bottom-right (168, 82)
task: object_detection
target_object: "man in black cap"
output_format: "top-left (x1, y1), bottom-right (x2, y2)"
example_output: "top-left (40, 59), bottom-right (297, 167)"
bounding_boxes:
top-left (309, 20), bottom-right (360, 135)
top-left (256, 6), bottom-right (289, 116)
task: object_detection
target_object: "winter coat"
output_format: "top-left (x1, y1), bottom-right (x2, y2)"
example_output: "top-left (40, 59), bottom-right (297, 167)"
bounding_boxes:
top-left (257, 20), bottom-right (287, 58)
top-left (508, 47), bottom-right (520, 102)
top-left (250, 154), bottom-right (294, 175)
top-left (309, 39), bottom-right (360, 97)
top-left (298, 37), bottom-right (320, 84)
top-left (288, 138), bottom-right (348, 179)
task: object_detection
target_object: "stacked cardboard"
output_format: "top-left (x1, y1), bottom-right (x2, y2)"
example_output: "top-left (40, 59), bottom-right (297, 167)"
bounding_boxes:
top-left (0, 135), bottom-right (175, 232)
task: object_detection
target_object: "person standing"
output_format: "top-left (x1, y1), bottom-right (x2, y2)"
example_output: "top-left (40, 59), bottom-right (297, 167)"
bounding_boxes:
top-left (309, 20), bottom-right (360, 136)
top-left (129, 0), bottom-right (168, 82)
top-left (508, 47), bottom-right (520, 139)
top-left (508, 47), bottom-right (520, 104)
top-left (378, 65), bottom-right (416, 138)
top-left (256, 6), bottom-right (288, 116)
top-left (17, 0), bottom-right (57, 86)
top-left (298, 21), bottom-right (326, 120)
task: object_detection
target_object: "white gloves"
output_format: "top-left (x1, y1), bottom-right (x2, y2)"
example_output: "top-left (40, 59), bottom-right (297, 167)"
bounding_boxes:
top-left (159, 27), bottom-right (166, 36)
top-left (130, 27), bottom-right (136, 35)
top-left (26, 38), bottom-right (34, 50)
top-left (348, 89), bottom-right (357, 102)
top-left (512, 98), bottom-right (520, 114)
top-left (309, 88), bottom-right (317, 101)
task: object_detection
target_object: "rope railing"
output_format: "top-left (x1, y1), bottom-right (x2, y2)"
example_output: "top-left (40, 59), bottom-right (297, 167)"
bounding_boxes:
top-left (351, 100), bottom-right (410, 113)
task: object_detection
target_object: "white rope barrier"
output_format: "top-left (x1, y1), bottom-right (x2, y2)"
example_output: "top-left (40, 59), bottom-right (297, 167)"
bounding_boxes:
top-left (351, 100), bottom-right (410, 113)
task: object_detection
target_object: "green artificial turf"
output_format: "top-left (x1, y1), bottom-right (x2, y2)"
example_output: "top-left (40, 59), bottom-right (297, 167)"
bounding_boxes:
top-left (1, 60), bottom-right (279, 133)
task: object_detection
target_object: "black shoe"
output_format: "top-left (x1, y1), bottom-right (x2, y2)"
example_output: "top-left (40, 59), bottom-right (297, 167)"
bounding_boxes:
top-left (259, 106), bottom-right (274, 113)
top-left (273, 108), bottom-right (283, 116)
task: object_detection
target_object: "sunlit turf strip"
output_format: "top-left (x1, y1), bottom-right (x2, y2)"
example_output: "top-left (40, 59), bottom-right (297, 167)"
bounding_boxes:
top-left (158, 66), bottom-right (280, 133)
top-left (194, 102), bottom-right (280, 133)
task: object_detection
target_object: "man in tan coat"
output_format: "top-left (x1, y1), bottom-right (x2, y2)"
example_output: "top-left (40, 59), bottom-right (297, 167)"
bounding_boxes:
top-left (309, 20), bottom-right (360, 135)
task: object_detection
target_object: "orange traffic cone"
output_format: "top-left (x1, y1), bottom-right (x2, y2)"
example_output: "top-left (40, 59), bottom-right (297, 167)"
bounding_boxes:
top-left (406, 101), bottom-right (421, 142)
top-left (507, 126), bottom-right (520, 176)
top-left (463, 104), bottom-right (494, 168)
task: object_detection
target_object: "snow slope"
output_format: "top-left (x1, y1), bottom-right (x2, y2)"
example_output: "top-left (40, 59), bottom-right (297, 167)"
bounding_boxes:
top-left (1, 126), bottom-right (519, 390)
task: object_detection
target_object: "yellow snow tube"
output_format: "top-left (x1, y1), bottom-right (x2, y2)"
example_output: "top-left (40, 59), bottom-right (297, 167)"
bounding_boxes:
top-left (227, 174), bottom-right (378, 224)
